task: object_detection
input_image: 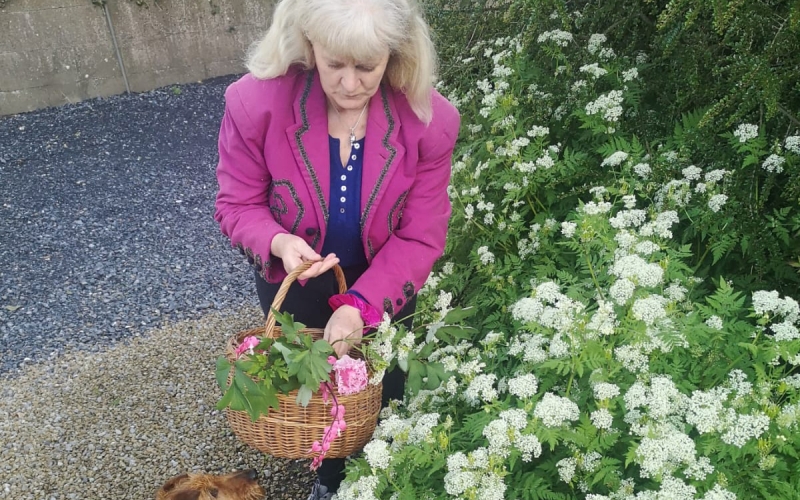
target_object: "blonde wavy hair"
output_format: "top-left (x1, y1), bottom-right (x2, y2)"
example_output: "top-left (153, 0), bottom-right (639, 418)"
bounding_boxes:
top-left (246, 0), bottom-right (438, 124)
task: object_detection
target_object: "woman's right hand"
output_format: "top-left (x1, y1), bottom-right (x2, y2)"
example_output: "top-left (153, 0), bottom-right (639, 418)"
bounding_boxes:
top-left (270, 233), bottom-right (340, 279)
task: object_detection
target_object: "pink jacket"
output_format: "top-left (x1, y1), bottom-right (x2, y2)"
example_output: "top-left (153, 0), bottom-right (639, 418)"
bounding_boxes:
top-left (214, 69), bottom-right (460, 317)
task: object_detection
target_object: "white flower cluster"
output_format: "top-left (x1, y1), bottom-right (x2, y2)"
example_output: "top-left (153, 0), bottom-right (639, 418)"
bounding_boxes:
top-left (464, 374), bottom-right (498, 406)
top-left (444, 449), bottom-right (506, 500)
top-left (533, 393), bottom-right (580, 427)
top-left (785, 135), bottom-right (800, 154)
top-left (561, 221), bottom-right (577, 238)
top-left (527, 125), bottom-right (549, 137)
top-left (593, 382), bottom-right (621, 400)
top-left (580, 63), bottom-right (608, 78)
top-left (701, 484), bottom-right (737, 500)
top-left (708, 194), bottom-right (728, 213)
top-left (610, 254), bottom-right (664, 287)
top-left (537, 29), bottom-right (574, 47)
top-left (477, 245), bottom-right (495, 265)
top-left (585, 90), bottom-right (624, 122)
top-left (587, 33), bottom-right (606, 54)
top-left (635, 423), bottom-right (697, 478)
top-left (610, 209), bottom-right (647, 229)
top-left (632, 294), bottom-right (668, 325)
top-left (639, 210), bottom-right (679, 239)
top-left (590, 408), bottom-right (614, 430)
top-left (633, 162), bottom-right (651, 179)
top-left (334, 475), bottom-right (380, 500)
top-left (586, 299), bottom-right (617, 336)
top-left (363, 439), bottom-right (392, 471)
top-left (752, 290), bottom-right (800, 322)
top-left (601, 151), bottom-right (628, 167)
top-left (705, 315), bottom-right (724, 330)
top-left (508, 332), bottom-right (549, 364)
top-left (622, 67), bottom-right (639, 82)
top-left (733, 123), bottom-right (758, 143)
top-left (508, 373), bottom-right (538, 399)
top-left (762, 153), bottom-right (785, 173)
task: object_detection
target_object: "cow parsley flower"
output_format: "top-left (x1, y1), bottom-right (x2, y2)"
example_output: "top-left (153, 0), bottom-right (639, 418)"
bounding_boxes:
top-left (636, 425), bottom-right (697, 478)
top-left (684, 456), bottom-right (714, 481)
top-left (632, 295), bottom-right (667, 325)
top-left (561, 221), bottom-right (577, 238)
top-left (591, 408), bottom-right (614, 430)
top-left (508, 373), bottom-right (539, 399)
top-left (762, 154), bottom-right (785, 173)
top-left (537, 29), bottom-right (573, 46)
top-left (733, 123), bottom-right (758, 143)
top-left (720, 410), bottom-right (770, 447)
top-left (580, 63), bottom-right (607, 78)
top-left (363, 440), bottom-right (392, 471)
top-left (586, 90), bottom-right (623, 121)
top-left (557, 457), bottom-right (577, 483)
top-left (704, 169), bottom-right (728, 183)
top-left (785, 136), bottom-right (800, 154)
top-left (464, 374), bottom-right (498, 405)
top-left (682, 165), bottom-right (702, 180)
top-left (609, 278), bottom-right (635, 305)
top-left (610, 209), bottom-right (647, 229)
top-left (527, 125), bottom-right (549, 138)
top-left (622, 67), bottom-right (639, 81)
top-left (477, 246), bottom-right (495, 265)
top-left (587, 33), bottom-right (606, 54)
top-left (534, 393), bottom-right (580, 427)
top-left (702, 484), bottom-right (737, 500)
top-left (610, 254), bottom-right (664, 287)
top-left (601, 151), bottom-right (629, 167)
top-left (705, 315), bottom-right (724, 330)
top-left (594, 382), bottom-right (621, 400)
top-left (633, 162), bottom-right (651, 179)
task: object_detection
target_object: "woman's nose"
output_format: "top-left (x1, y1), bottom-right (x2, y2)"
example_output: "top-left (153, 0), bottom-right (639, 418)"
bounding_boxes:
top-left (341, 69), bottom-right (359, 92)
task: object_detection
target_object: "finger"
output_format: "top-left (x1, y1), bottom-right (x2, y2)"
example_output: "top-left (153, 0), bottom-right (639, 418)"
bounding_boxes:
top-left (298, 261), bottom-right (324, 280)
top-left (296, 242), bottom-right (322, 261)
top-left (316, 256), bottom-right (340, 275)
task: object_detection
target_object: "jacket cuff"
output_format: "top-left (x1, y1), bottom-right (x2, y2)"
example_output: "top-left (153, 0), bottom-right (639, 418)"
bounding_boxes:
top-left (329, 293), bottom-right (382, 328)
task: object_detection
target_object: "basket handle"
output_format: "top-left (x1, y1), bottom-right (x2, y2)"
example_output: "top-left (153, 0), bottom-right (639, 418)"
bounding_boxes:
top-left (264, 261), bottom-right (347, 336)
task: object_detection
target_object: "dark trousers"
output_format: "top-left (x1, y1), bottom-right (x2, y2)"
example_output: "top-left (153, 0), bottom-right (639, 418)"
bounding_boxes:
top-left (255, 266), bottom-right (415, 492)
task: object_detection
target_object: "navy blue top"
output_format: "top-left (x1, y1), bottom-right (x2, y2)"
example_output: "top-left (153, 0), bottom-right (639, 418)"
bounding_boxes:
top-left (322, 136), bottom-right (368, 268)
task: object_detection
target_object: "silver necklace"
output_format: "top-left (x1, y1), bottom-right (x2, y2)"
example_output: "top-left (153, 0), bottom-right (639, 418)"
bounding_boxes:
top-left (332, 101), bottom-right (369, 148)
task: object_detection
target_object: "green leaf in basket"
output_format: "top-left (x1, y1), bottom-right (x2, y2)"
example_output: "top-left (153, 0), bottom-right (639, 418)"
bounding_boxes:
top-left (296, 385), bottom-right (313, 407)
top-left (216, 382), bottom-right (237, 411)
top-left (215, 357), bottom-right (232, 392)
top-left (312, 338), bottom-right (334, 356)
top-left (234, 370), bottom-right (280, 421)
top-left (271, 308), bottom-right (306, 343)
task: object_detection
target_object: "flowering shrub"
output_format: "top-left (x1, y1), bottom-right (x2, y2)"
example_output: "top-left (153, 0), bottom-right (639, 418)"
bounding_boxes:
top-left (332, 8), bottom-right (800, 500)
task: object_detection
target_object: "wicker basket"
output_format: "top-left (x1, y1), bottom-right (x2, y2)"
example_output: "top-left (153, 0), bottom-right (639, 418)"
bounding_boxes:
top-left (224, 262), bottom-right (382, 459)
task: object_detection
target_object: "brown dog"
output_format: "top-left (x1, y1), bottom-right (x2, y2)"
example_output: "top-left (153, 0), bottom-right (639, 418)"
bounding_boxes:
top-left (157, 469), bottom-right (265, 500)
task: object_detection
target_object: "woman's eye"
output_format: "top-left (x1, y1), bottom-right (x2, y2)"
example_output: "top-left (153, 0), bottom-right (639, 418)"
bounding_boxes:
top-left (328, 63), bottom-right (344, 69)
top-left (357, 66), bottom-right (376, 72)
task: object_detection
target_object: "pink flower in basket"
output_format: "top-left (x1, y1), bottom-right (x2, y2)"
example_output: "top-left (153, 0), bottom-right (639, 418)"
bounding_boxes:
top-left (332, 355), bottom-right (368, 395)
top-left (234, 335), bottom-right (260, 358)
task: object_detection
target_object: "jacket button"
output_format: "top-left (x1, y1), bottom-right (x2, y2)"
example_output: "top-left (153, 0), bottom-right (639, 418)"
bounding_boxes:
top-left (305, 227), bottom-right (317, 236)
top-left (396, 298), bottom-right (403, 306)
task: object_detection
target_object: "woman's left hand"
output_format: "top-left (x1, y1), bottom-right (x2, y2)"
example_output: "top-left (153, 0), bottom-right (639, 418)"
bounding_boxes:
top-left (324, 305), bottom-right (364, 358)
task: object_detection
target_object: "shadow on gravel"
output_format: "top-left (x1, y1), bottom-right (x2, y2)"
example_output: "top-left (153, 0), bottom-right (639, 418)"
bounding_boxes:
top-left (0, 75), bottom-right (260, 373)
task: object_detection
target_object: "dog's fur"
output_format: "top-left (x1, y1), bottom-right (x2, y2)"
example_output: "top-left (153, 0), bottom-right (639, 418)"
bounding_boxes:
top-left (157, 469), bottom-right (265, 500)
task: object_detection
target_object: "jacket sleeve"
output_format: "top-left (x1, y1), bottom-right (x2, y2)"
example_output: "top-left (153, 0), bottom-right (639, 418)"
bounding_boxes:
top-left (351, 102), bottom-right (460, 317)
top-left (214, 84), bottom-right (288, 278)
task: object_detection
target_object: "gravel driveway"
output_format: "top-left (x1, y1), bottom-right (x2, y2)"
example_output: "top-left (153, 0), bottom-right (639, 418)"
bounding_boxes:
top-left (0, 75), bottom-right (257, 373)
top-left (0, 78), bottom-right (315, 498)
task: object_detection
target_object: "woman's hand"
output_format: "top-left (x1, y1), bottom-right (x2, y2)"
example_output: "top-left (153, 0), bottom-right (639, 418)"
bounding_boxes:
top-left (270, 233), bottom-right (339, 279)
top-left (324, 305), bottom-right (364, 358)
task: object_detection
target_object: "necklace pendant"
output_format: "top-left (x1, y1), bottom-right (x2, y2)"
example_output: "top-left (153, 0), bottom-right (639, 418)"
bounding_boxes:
top-left (349, 132), bottom-right (356, 148)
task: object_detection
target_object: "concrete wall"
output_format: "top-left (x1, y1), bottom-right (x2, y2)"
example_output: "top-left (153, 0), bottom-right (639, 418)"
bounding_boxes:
top-left (0, 0), bottom-right (273, 116)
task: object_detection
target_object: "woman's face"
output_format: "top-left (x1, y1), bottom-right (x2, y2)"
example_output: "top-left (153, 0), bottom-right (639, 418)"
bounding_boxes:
top-left (312, 43), bottom-right (390, 112)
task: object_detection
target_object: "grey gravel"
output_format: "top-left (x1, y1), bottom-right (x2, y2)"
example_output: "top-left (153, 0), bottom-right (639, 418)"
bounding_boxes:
top-left (0, 308), bottom-right (313, 499)
top-left (0, 75), bottom-right (258, 373)
top-left (0, 80), bottom-right (315, 497)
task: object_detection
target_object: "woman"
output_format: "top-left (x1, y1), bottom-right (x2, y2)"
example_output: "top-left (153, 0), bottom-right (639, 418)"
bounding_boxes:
top-left (213, 0), bottom-right (460, 497)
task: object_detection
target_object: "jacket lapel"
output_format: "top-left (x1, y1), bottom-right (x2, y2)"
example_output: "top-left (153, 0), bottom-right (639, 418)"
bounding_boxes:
top-left (286, 70), bottom-right (331, 246)
top-left (360, 85), bottom-right (406, 242)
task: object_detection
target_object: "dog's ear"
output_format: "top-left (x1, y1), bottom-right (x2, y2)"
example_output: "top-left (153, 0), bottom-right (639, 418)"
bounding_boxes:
top-left (171, 491), bottom-right (201, 500)
top-left (160, 473), bottom-right (190, 493)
